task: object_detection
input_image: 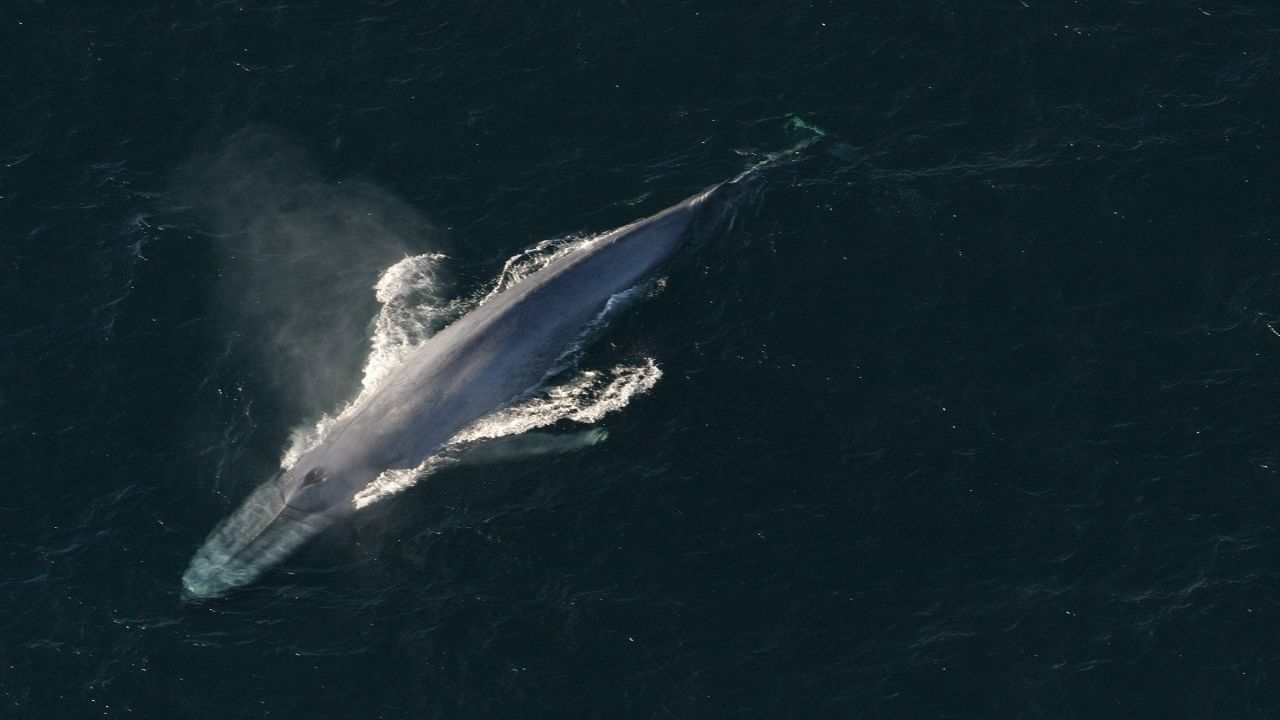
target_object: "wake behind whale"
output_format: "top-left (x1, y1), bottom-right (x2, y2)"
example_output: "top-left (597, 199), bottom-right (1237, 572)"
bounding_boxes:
top-left (182, 175), bottom-right (748, 598)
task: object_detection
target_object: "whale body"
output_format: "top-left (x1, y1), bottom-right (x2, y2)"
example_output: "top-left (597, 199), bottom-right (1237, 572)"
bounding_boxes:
top-left (181, 177), bottom-right (745, 598)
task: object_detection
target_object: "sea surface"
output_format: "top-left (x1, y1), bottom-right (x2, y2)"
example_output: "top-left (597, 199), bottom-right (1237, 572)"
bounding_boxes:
top-left (4, 2), bottom-right (1280, 717)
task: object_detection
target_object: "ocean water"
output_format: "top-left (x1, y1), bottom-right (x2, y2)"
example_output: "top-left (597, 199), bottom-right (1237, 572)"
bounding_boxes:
top-left (4, 2), bottom-right (1280, 717)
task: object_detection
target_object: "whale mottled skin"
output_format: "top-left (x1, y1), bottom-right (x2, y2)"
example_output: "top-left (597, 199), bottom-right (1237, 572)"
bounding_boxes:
top-left (182, 177), bottom-right (747, 598)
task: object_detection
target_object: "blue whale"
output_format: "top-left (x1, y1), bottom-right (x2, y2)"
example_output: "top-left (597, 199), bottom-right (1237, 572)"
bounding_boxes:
top-left (181, 176), bottom-right (749, 598)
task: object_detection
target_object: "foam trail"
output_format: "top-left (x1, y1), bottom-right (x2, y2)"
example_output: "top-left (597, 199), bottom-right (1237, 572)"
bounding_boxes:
top-left (455, 429), bottom-right (610, 465)
top-left (459, 358), bottom-right (662, 441)
top-left (352, 359), bottom-right (661, 509)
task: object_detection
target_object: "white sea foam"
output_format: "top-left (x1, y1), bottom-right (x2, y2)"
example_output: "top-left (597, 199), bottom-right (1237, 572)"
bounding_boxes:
top-left (480, 235), bottom-right (593, 304)
top-left (277, 236), bottom-right (662, 509)
top-left (457, 358), bottom-right (662, 443)
top-left (352, 359), bottom-right (661, 509)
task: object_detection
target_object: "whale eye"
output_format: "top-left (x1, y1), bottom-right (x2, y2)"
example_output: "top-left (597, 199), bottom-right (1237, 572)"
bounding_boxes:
top-left (300, 468), bottom-right (327, 489)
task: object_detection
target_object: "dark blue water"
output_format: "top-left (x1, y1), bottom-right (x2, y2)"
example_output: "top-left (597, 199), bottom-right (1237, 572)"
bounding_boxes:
top-left (5, 2), bottom-right (1280, 717)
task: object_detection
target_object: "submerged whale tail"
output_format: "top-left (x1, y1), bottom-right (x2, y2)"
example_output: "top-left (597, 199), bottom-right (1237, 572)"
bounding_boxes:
top-left (685, 117), bottom-right (852, 244)
top-left (781, 115), bottom-right (857, 163)
top-left (719, 116), bottom-right (854, 197)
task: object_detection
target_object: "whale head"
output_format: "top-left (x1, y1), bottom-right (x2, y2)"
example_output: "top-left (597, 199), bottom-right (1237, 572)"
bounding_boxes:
top-left (181, 460), bottom-right (365, 599)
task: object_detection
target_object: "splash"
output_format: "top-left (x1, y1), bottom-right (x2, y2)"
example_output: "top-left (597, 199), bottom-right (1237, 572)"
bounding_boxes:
top-left (175, 128), bottom-right (437, 423)
top-left (364, 253), bottom-right (464, 393)
top-left (280, 251), bottom-right (460, 469)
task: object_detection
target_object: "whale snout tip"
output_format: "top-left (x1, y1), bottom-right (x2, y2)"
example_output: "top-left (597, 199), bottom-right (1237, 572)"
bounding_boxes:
top-left (181, 493), bottom-right (336, 601)
top-left (180, 575), bottom-right (216, 601)
top-left (180, 555), bottom-right (241, 600)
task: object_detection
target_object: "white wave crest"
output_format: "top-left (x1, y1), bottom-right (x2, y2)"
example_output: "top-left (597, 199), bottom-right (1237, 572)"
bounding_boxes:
top-left (479, 235), bottom-right (594, 305)
top-left (351, 460), bottom-right (452, 512)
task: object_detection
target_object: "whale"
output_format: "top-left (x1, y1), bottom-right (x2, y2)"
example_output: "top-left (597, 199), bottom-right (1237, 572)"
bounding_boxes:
top-left (181, 173), bottom-right (755, 598)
